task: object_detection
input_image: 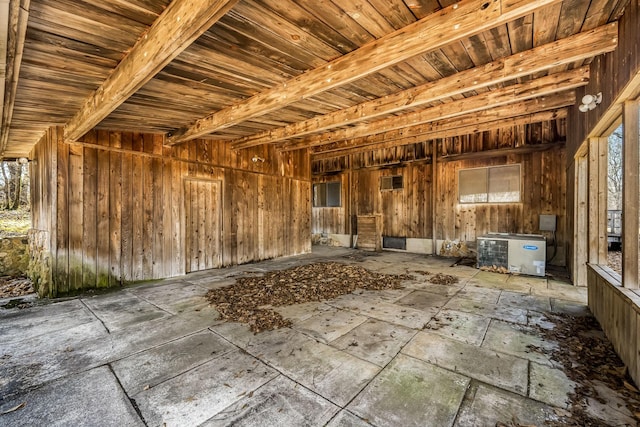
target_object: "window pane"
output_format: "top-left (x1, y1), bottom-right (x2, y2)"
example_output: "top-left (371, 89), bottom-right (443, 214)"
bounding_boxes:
top-left (392, 175), bottom-right (403, 189)
top-left (313, 183), bottom-right (326, 207)
top-left (327, 182), bottom-right (341, 207)
top-left (459, 168), bottom-right (488, 203)
top-left (488, 165), bottom-right (520, 202)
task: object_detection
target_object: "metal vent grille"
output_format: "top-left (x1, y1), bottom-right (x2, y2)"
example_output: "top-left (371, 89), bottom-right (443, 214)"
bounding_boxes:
top-left (383, 236), bottom-right (406, 250)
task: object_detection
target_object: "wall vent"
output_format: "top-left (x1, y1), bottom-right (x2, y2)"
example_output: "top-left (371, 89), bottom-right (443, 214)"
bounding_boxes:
top-left (383, 236), bottom-right (406, 250)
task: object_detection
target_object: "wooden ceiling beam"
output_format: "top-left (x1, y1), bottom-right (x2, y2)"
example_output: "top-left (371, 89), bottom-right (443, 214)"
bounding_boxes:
top-left (167, 0), bottom-right (563, 145)
top-left (279, 68), bottom-right (586, 152)
top-left (311, 107), bottom-right (569, 160)
top-left (63, 0), bottom-right (239, 142)
top-left (0, 0), bottom-right (30, 158)
top-left (232, 23), bottom-right (616, 150)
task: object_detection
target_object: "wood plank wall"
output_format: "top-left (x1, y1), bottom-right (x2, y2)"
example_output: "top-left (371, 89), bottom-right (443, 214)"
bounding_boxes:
top-left (588, 264), bottom-right (640, 386)
top-left (312, 124), bottom-right (567, 264)
top-left (30, 127), bottom-right (310, 296)
top-left (565, 0), bottom-right (640, 277)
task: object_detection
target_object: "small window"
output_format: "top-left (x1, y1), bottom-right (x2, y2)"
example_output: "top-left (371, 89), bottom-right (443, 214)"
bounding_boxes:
top-left (313, 182), bottom-right (341, 207)
top-left (381, 175), bottom-right (403, 190)
top-left (459, 165), bottom-right (520, 203)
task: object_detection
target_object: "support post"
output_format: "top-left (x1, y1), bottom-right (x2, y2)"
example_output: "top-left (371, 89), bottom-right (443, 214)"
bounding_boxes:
top-left (622, 100), bottom-right (639, 288)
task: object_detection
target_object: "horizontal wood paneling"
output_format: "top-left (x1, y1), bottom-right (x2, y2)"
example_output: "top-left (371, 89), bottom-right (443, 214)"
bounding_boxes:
top-left (30, 127), bottom-right (311, 296)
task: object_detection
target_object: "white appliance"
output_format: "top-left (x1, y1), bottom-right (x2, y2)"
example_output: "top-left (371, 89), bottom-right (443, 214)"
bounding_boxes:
top-left (477, 233), bottom-right (546, 277)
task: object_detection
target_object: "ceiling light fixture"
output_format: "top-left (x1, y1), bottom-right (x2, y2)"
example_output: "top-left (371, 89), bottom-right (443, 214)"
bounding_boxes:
top-left (578, 92), bottom-right (602, 112)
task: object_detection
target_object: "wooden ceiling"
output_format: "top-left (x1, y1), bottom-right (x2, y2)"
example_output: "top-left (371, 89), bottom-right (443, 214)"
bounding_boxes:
top-left (0, 0), bottom-right (627, 159)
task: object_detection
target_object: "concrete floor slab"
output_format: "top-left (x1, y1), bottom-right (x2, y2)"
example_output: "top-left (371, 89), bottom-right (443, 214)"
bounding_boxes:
top-left (550, 298), bottom-right (591, 316)
top-left (274, 301), bottom-right (334, 323)
top-left (531, 279), bottom-right (588, 303)
top-left (506, 274), bottom-right (547, 288)
top-left (454, 383), bottom-right (557, 426)
top-left (455, 286), bottom-right (502, 304)
top-left (527, 310), bottom-right (556, 330)
top-left (405, 281), bottom-right (464, 296)
top-left (129, 281), bottom-right (210, 314)
top-left (1, 308), bottom-right (221, 401)
top-left (82, 292), bottom-right (172, 331)
top-left (293, 307), bottom-right (368, 343)
top-left (424, 309), bottom-right (491, 346)
top-left (482, 320), bottom-right (557, 366)
top-left (346, 287), bottom-right (414, 304)
top-left (330, 297), bottom-right (436, 329)
top-left (529, 362), bottom-right (576, 408)
top-left (444, 297), bottom-right (528, 324)
top-left (468, 272), bottom-right (532, 293)
top-left (330, 318), bottom-right (417, 367)
top-left (200, 375), bottom-right (339, 426)
top-left (326, 410), bottom-right (374, 426)
top-left (134, 350), bottom-right (277, 426)
top-left (111, 330), bottom-right (236, 395)
top-left (261, 336), bottom-right (381, 406)
top-left (348, 353), bottom-right (470, 427)
top-left (0, 299), bottom-right (96, 343)
top-left (396, 290), bottom-right (450, 312)
top-left (0, 320), bottom-right (109, 400)
top-left (1, 248), bottom-right (633, 426)
top-left (0, 366), bottom-right (143, 427)
top-left (498, 291), bottom-right (552, 312)
top-left (403, 331), bottom-right (528, 395)
top-left (211, 323), bottom-right (381, 406)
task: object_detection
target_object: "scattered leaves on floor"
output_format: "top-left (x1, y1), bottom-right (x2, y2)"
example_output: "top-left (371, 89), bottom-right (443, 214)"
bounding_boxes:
top-left (428, 273), bottom-right (459, 285)
top-left (534, 312), bottom-right (640, 426)
top-left (413, 270), bottom-right (432, 276)
top-left (480, 265), bottom-right (511, 274)
top-left (206, 262), bottom-right (411, 333)
top-left (0, 276), bottom-right (34, 299)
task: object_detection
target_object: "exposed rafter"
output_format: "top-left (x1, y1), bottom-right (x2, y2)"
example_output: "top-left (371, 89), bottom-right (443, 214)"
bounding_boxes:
top-left (167, 0), bottom-right (563, 145)
top-left (231, 23), bottom-right (617, 150)
top-left (63, 0), bottom-right (239, 142)
top-left (311, 107), bottom-right (570, 160)
top-left (0, 0), bottom-right (30, 158)
top-left (279, 68), bottom-right (587, 151)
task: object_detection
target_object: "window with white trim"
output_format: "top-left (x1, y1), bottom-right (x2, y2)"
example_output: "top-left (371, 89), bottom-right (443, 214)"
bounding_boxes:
top-left (459, 164), bottom-right (521, 203)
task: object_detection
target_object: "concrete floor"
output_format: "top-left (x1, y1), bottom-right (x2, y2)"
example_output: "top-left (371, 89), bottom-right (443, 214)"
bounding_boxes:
top-left (0, 247), bottom-right (633, 426)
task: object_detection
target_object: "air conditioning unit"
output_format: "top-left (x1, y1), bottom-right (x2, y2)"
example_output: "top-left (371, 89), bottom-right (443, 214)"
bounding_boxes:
top-left (477, 233), bottom-right (546, 277)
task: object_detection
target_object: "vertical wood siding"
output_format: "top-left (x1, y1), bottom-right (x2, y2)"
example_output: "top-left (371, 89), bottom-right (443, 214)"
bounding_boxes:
top-left (313, 133), bottom-right (566, 264)
top-left (30, 128), bottom-right (311, 296)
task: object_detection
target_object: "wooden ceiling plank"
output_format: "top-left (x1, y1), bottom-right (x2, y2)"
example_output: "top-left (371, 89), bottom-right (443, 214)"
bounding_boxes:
top-left (231, 23), bottom-right (616, 149)
top-left (63, 0), bottom-right (240, 142)
top-left (1, 0), bottom-right (30, 158)
top-left (309, 94), bottom-right (573, 156)
top-left (311, 106), bottom-right (570, 159)
top-left (279, 68), bottom-right (585, 151)
top-left (533, 3), bottom-right (563, 47)
top-left (167, 0), bottom-right (563, 144)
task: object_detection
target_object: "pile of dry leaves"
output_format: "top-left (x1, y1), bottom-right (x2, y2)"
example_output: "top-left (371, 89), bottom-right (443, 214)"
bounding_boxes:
top-left (535, 312), bottom-right (640, 426)
top-left (413, 270), bottom-right (459, 285)
top-left (0, 276), bottom-right (34, 299)
top-left (207, 262), bottom-right (411, 333)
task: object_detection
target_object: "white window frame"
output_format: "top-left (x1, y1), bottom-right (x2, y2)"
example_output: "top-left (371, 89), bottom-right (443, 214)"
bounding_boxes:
top-left (458, 164), bottom-right (521, 204)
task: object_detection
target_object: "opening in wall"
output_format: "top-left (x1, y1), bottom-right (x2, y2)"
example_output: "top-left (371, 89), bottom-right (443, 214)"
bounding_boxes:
top-left (380, 175), bottom-right (403, 191)
top-left (313, 181), bottom-right (341, 207)
top-left (459, 164), bottom-right (521, 203)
